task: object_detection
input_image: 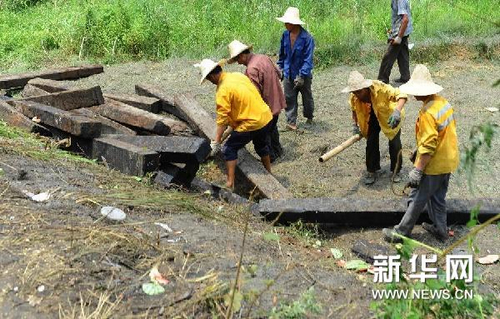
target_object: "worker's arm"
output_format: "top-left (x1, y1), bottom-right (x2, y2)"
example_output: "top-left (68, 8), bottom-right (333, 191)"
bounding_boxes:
top-left (395, 97), bottom-right (407, 111)
top-left (215, 125), bottom-right (226, 143)
top-left (415, 153), bottom-right (431, 171)
top-left (391, 14), bottom-right (408, 45)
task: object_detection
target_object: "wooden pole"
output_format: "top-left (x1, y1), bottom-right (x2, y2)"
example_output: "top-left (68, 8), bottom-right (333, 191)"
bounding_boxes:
top-left (319, 134), bottom-right (362, 163)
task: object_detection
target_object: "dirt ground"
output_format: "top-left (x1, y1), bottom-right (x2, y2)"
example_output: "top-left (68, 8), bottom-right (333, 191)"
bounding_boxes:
top-left (0, 54), bottom-right (499, 318)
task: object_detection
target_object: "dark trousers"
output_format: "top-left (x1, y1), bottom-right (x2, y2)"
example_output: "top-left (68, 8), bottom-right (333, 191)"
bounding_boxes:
top-left (366, 108), bottom-right (402, 173)
top-left (396, 174), bottom-right (450, 236)
top-left (267, 115), bottom-right (283, 160)
top-left (222, 122), bottom-right (271, 161)
top-left (284, 77), bottom-right (314, 125)
top-left (377, 36), bottom-right (410, 84)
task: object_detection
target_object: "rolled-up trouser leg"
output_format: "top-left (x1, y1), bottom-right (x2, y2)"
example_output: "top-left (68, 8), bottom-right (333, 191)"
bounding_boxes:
top-left (396, 174), bottom-right (445, 236)
top-left (252, 121), bottom-right (271, 158)
top-left (299, 77), bottom-right (314, 120)
top-left (284, 78), bottom-right (298, 125)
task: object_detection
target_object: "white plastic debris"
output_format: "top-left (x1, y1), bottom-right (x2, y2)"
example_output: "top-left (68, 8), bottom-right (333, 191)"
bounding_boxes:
top-left (154, 222), bottom-right (173, 233)
top-left (22, 190), bottom-right (50, 202)
top-left (408, 43), bottom-right (415, 50)
top-left (100, 206), bottom-right (126, 221)
top-left (37, 285), bottom-right (45, 293)
top-left (485, 107), bottom-right (499, 113)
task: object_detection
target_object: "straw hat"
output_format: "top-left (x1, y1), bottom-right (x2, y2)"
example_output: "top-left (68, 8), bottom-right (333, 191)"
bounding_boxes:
top-left (193, 59), bottom-right (226, 85)
top-left (341, 71), bottom-right (373, 93)
top-left (399, 64), bottom-right (443, 96)
top-left (276, 7), bottom-right (305, 25)
top-left (227, 40), bottom-right (253, 64)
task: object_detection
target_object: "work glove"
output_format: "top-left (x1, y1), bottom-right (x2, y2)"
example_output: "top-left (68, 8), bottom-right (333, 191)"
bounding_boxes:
top-left (392, 36), bottom-right (402, 45)
top-left (352, 123), bottom-right (361, 135)
top-left (293, 76), bottom-right (304, 89)
top-left (210, 141), bottom-right (221, 157)
top-left (408, 168), bottom-right (423, 188)
top-left (387, 109), bottom-right (401, 128)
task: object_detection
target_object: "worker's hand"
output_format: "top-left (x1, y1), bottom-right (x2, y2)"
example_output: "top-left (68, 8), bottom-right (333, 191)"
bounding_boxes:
top-left (391, 36), bottom-right (402, 45)
top-left (352, 123), bottom-right (361, 135)
top-left (278, 69), bottom-right (284, 81)
top-left (408, 168), bottom-right (423, 188)
top-left (293, 76), bottom-right (304, 89)
top-left (209, 141), bottom-right (221, 157)
top-left (387, 109), bottom-right (401, 128)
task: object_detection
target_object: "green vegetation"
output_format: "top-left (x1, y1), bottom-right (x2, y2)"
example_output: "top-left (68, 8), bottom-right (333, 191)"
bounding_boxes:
top-left (0, 0), bottom-right (499, 71)
top-left (270, 287), bottom-right (322, 319)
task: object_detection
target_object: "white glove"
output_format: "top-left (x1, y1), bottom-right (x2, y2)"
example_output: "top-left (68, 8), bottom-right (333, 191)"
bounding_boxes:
top-left (210, 141), bottom-right (221, 157)
top-left (408, 168), bottom-right (423, 188)
top-left (392, 36), bottom-right (402, 45)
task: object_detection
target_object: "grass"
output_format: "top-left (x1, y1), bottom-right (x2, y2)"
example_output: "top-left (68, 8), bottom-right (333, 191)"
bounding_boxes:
top-left (0, 0), bottom-right (499, 71)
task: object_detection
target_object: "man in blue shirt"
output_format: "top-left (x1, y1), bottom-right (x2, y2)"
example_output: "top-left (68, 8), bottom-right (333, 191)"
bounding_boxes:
top-left (276, 7), bottom-right (315, 131)
top-left (378, 0), bottom-right (413, 84)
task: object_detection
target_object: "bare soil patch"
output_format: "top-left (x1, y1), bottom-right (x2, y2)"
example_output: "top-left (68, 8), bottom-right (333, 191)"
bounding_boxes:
top-left (1, 56), bottom-right (498, 318)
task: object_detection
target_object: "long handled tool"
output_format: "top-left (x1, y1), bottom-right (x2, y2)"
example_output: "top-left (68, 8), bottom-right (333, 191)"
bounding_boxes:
top-left (319, 134), bottom-right (362, 163)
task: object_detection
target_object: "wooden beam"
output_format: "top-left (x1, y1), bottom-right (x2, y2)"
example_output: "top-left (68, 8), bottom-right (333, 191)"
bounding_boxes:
top-left (258, 197), bottom-right (500, 225)
top-left (20, 86), bottom-right (104, 111)
top-left (110, 135), bottom-right (210, 164)
top-left (90, 99), bottom-right (191, 135)
top-left (0, 101), bottom-right (51, 135)
top-left (0, 65), bottom-right (104, 89)
top-left (104, 93), bottom-right (161, 114)
top-left (13, 100), bottom-right (102, 138)
top-left (21, 84), bottom-right (49, 98)
top-left (71, 108), bottom-right (137, 136)
top-left (92, 137), bottom-right (160, 176)
top-left (27, 77), bottom-right (70, 93)
top-left (135, 84), bottom-right (188, 121)
top-left (174, 93), bottom-right (216, 140)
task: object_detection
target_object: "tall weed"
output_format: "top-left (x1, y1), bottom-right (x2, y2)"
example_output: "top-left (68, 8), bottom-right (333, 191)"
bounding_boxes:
top-left (0, 0), bottom-right (498, 70)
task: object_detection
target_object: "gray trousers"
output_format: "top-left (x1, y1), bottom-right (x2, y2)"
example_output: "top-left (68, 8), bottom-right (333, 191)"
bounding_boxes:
top-left (284, 77), bottom-right (314, 125)
top-left (395, 174), bottom-right (450, 236)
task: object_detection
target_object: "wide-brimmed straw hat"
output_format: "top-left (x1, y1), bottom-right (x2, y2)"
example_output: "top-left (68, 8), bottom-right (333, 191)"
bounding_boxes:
top-left (276, 7), bottom-right (305, 25)
top-left (193, 59), bottom-right (226, 85)
top-left (399, 64), bottom-right (443, 96)
top-left (341, 71), bottom-right (373, 93)
top-left (227, 40), bottom-right (253, 64)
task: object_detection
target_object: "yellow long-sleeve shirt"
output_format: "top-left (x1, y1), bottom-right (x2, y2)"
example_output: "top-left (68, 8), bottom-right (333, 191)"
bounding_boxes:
top-left (216, 72), bottom-right (272, 132)
top-left (349, 80), bottom-right (407, 140)
top-left (415, 95), bottom-right (459, 175)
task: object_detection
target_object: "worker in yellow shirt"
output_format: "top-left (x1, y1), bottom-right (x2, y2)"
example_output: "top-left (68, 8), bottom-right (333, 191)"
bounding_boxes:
top-left (342, 71), bottom-right (408, 185)
top-left (384, 64), bottom-right (459, 243)
top-left (194, 59), bottom-right (273, 189)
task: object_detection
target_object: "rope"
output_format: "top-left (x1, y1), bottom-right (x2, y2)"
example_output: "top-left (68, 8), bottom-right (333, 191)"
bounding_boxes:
top-left (390, 148), bottom-right (412, 197)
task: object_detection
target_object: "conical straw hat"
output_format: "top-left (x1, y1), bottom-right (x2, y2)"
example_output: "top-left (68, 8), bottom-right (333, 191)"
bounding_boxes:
top-left (193, 59), bottom-right (225, 85)
top-left (341, 71), bottom-right (373, 93)
top-left (227, 40), bottom-right (253, 64)
top-left (276, 7), bottom-right (305, 25)
top-left (399, 64), bottom-right (443, 96)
